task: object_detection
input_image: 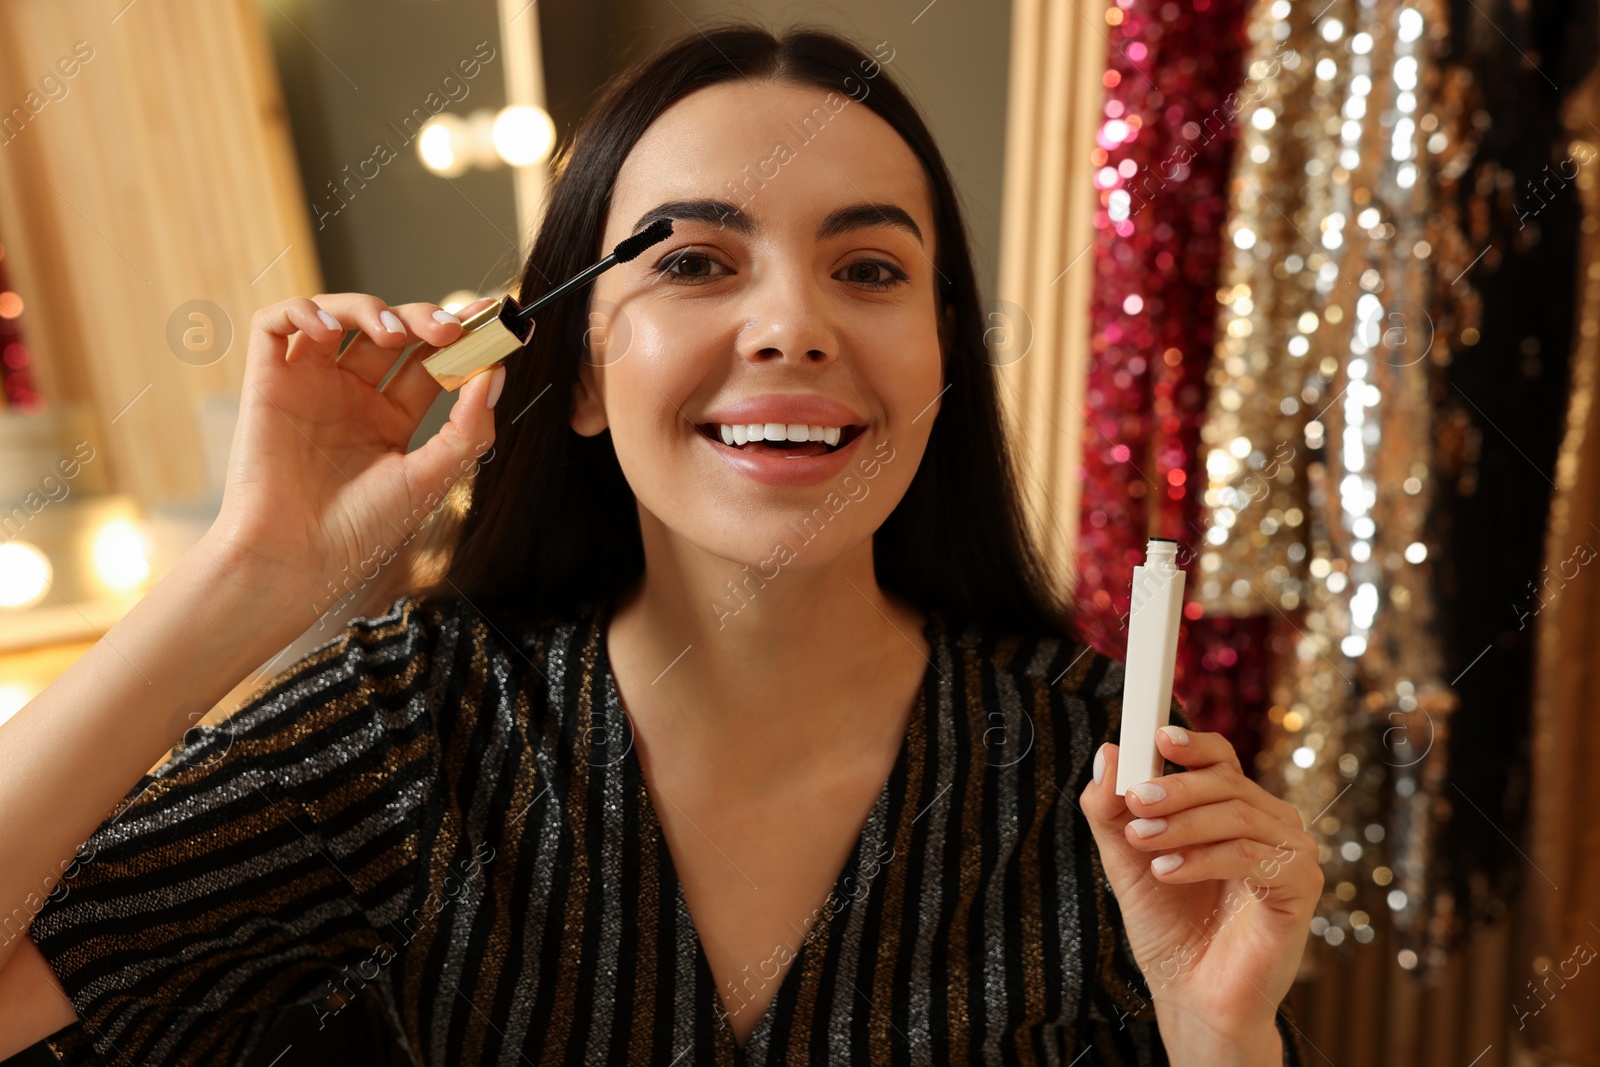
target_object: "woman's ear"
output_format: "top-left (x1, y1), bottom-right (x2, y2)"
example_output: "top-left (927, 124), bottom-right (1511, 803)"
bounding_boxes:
top-left (570, 357), bottom-right (609, 437)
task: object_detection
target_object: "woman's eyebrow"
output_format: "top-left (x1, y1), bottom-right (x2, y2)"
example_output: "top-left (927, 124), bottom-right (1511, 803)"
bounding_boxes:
top-left (818, 203), bottom-right (924, 246)
top-left (630, 199), bottom-right (924, 246)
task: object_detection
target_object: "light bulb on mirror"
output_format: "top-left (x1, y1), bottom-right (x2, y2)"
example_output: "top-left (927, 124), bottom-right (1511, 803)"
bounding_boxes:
top-left (417, 114), bottom-right (469, 178)
top-left (0, 541), bottom-right (50, 609)
top-left (491, 106), bottom-right (555, 166)
top-left (91, 518), bottom-right (150, 593)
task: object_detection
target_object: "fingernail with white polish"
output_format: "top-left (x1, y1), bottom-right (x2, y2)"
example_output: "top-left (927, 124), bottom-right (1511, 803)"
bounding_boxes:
top-left (1152, 853), bottom-right (1184, 875)
top-left (433, 309), bottom-right (461, 325)
top-left (1130, 782), bottom-right (1167, 805)
top-left (380, 309), bottom-right (405, 334)
top-left (317, 309), bottom-right (340, 331)
top-left (1161, 725), bottom-right (1190, 746)
top-left (1129, 817), bottom-right (1167, 839)
top-left (1093, 744), bottom-right (1106, 786)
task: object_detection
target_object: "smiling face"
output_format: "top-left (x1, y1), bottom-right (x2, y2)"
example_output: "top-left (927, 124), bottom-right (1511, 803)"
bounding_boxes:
top-left (573, 78), bottom-right (948, 582)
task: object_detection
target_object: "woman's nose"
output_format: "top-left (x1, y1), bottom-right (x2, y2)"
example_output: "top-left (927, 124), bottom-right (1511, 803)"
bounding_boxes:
top-left (733, 270), bottom-right (841, 365)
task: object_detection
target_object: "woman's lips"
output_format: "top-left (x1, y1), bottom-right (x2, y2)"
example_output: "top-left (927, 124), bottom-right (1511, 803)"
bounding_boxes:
top-left (695, 423), bottom-right (868, 487)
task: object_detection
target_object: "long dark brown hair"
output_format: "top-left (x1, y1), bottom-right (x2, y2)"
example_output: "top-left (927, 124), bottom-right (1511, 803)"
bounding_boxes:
top-left (416, 21), bottom-right (1078, 647)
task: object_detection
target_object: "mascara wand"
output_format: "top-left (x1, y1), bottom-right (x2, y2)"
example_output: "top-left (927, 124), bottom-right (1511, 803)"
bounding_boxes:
top-left (422, 217), bottom-right (675, 390)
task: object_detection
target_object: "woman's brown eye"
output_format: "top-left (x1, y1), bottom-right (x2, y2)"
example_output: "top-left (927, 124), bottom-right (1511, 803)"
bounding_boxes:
top-left (841, 260), bottom-right (907, 290)
top-left (654, 251), bottom-right (724, 281)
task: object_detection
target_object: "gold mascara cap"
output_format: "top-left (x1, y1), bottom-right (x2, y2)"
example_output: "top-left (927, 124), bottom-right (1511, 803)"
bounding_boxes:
top-left (420, 295), bottom-right (535, 392)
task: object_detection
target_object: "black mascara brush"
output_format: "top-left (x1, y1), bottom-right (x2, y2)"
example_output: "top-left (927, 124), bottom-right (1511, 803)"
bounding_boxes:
top-left (422, 217), bottom-right (675, 390)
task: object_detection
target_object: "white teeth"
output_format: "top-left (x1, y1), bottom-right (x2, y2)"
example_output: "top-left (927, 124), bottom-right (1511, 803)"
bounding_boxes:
top-left (714, 423), bottom-right (848, 447)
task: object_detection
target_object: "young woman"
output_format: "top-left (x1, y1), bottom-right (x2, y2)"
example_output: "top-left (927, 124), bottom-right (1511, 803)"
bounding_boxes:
top-left (0, 23), bottom-right (1319, 1067)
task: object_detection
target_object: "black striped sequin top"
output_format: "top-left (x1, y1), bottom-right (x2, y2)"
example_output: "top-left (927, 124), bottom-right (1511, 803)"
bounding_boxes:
top-left (28, 592), bottom-right (1309, 1065)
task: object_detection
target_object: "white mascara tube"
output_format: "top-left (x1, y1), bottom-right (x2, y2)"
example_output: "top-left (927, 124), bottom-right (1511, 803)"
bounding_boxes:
top-left (1116, 538), bottom-right (1186, 796)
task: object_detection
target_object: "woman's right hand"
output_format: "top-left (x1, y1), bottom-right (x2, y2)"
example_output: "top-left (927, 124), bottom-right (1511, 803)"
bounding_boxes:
top-left (202, 293), bottom-right (511, 619)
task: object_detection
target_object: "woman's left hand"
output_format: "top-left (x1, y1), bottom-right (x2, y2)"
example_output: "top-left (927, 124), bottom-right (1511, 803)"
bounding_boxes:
top-left (1078, 726), bottom-right (1321, 1057)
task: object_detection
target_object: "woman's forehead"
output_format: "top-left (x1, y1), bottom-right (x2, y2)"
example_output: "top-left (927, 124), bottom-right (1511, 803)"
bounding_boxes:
top-left (607, 80), bottom-right (933, 240)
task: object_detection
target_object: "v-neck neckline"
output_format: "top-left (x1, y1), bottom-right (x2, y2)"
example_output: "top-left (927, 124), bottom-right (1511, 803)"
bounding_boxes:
top-left (588, 598), bottom-right (943, 1062)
